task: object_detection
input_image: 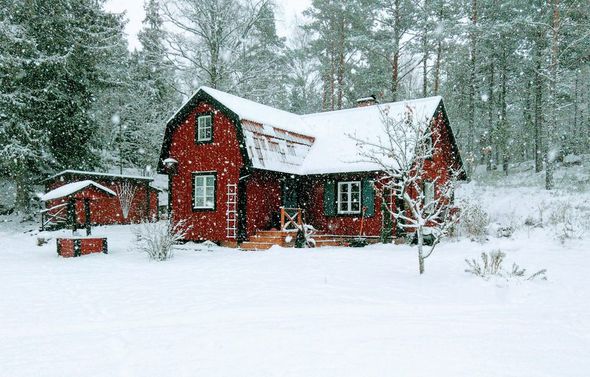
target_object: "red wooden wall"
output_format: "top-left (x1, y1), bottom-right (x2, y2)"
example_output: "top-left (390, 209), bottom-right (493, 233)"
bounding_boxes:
top-left (168, 101), bottom-right (244, 242)
top-left (245, 170), bottom-right (282, 235)
top-left (302, 173), bottom-right (384, 237)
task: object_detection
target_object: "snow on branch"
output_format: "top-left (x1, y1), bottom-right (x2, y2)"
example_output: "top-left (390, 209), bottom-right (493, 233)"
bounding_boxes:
top-left (350, 104), bottom-right (460, 274)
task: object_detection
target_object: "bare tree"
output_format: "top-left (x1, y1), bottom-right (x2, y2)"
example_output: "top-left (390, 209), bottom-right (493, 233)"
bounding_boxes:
top-left (163, 0), bottom-right (275, 94)
top-left (115, 181), bottom-right (137, 219)
top-left (352, 106), bottom-right (459, 274)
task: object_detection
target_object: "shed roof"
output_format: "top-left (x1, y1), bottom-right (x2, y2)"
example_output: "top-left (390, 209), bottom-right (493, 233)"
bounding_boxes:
top-left (39, 180), bottom-right (117, 201)
top-left (44, 170), bottom-right (154, 183)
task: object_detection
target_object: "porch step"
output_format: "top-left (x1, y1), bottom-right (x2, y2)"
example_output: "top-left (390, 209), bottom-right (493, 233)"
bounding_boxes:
top-left (239, 241), bottom-right (277, 250)
top-left (239, 230), bottom-right (380, 251)
top-left (314, 239), bottom-right (346, 247)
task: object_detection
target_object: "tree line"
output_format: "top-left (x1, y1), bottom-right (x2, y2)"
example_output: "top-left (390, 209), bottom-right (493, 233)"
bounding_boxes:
top-left (0, 0), bottom-right (588, 212)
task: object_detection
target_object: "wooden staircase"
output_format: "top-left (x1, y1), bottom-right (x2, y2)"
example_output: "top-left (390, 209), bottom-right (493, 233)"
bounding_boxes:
top-left (239, 230), bottom-right (375, 250)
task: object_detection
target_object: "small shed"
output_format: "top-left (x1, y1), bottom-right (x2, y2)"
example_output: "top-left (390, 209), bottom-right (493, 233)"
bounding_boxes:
top-left (39, 180), bottom-right (117, 257)
top-left (42, 170), bottom-right (159, 228)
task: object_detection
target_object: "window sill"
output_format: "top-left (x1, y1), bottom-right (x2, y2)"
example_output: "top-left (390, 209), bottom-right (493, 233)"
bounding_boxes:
top-left (192, 206), bottom-right (216, 212)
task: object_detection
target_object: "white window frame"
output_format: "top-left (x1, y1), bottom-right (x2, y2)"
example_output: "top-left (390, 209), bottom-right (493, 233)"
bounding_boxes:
top-left (337, 181), bottom-right (361, 214)
top-left (193, 173), bottom-right (216, 209)
top-left (424, 181), bottom-right (435, 214)
top-left (197, 115), bottom-right (212, 142)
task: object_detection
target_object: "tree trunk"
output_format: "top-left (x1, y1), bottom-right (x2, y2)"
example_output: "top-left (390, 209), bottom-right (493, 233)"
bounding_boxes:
top-left (422, 0), bottom-right (429, 97)
top-left (330, 51), bottom-right (336, 111)
top-left (391, 0), bottom-right (401, 101)
top-left (337, 18), bottom-right (345, 110)
top-left (533, 31), bottom-right (544, 173)
top-left (546, 0), bottom-right (560, 190)
top-left (14, 172), bottom-right (31, 214)
top-left (500, 42), bottom-right (509, 176)
top-left (417, 227), bottom-right (425, 274)
top-left (433, 40), bottom-right (442, 95)
top-left (433, 6), bottom-right (444, 95)
top-left (467, 0), bottom-right (478, 174)
top-left (487, 56), bottom-right (495, 171)
top-left (573, 70), bottom-right (579, 152)
top-left (524, 78), bottom-right (533, 162)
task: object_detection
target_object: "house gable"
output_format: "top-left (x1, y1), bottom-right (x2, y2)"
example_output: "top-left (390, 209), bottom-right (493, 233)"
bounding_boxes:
top-left (158, 89), bottom-right (252, 174)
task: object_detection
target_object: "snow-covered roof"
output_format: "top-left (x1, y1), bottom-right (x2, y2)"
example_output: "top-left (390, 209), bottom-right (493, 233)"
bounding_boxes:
top-left (45, 170), bottom-right (154, 182)
top-left (40, 180), bottom-right (117, 201)
top-left (162, 86), bottom-right (447, 175)
top-left (300, 97), bottom-right (443, 174)
top-left (199, 87), bottom-right (312, 135)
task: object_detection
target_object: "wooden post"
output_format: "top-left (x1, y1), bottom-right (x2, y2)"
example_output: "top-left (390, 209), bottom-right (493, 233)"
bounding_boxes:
top-left (280, 207), bottom-right (285, 231)
top-left (297, 209), bottom-right (302, 226)
top-left (145, 181), bottom-right (150, 221)
top-left (84, 199), bottom-right (91, 236)
top-left (67, 199), bottom-right (77, 234)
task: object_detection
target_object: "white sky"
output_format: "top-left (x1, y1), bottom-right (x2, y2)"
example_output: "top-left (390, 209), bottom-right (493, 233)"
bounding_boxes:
top-left (104, 0), bottom-right (311, 51)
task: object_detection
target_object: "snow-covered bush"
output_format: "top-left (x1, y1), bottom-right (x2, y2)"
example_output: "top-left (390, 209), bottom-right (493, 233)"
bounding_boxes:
top-left (457, 200), bottom-right (490, 241)
top-left (133, 220), bottom-right (189, 261)
top-left (548, 202), bottom-right (587, 243)
top-left (465, 250), bottom-right (547, 281)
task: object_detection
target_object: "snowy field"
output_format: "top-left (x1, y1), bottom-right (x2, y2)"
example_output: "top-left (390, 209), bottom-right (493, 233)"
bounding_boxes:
top-left (1, 163), bottom-right (590, 377)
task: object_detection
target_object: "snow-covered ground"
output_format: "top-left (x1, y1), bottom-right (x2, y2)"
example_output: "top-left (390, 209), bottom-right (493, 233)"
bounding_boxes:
top-left (1, 162), bottom-right (589, 377)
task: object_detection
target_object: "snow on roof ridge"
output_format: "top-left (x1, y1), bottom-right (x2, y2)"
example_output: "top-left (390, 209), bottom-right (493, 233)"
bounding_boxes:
top-left (47, 170), bottom-right (153, 181)
top-left (200, 86), bottom-right (298, 119)
top-left (301, 95), bottom-right (442, 119)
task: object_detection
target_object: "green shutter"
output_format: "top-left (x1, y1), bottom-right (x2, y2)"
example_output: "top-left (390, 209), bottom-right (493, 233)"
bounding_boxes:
top-left (362, 180), bottom-right (375, 217)
top-left (323, 180), bottom-right (336, 216)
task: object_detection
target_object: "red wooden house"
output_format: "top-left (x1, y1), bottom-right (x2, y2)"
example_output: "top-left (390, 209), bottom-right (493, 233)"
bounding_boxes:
top-left (157, 87), bottom-right (465, 248)
top-left (42, 170), bottom-right (159, 229)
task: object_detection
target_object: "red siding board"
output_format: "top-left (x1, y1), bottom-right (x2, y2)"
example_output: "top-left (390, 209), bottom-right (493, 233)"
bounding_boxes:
top-left (245, 171), bottom-right (282, 236)
top-left (303, 174), bottom-right (384, 237)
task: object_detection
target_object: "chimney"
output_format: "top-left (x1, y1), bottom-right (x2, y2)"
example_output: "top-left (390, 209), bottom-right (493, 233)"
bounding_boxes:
top-left (355, 94), bottom-right (379, 107)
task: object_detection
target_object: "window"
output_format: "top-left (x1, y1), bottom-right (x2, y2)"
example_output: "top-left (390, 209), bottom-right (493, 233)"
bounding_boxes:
top-left (425, 131), bottom-right (433, 152)
top-left (337, 181), bottom-right (361, 214)
top-left (269, 141), bottom-right (280, 153)
top-left (286, 143), bottom-right (296, 156)
top-left (196, 114), bottom-right (212, 142)
top-left (193, 173), bottom-right (216, 209)
top-left (423, 181), bottom-right (435, 214)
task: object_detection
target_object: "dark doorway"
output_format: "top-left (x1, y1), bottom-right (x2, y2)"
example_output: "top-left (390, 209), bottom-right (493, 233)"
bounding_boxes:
top-left (281, 176), bottom-right (299, 208)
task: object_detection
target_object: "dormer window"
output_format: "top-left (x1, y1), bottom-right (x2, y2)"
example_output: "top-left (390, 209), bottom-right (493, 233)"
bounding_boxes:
top-left (196, 114), bottom-right (213, 143)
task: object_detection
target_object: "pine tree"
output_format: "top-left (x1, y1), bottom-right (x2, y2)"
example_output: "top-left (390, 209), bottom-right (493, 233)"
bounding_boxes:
top-left (120, 0), bottom-right (179, 173)
top-left (0, 0), bottom-right (127, 211)
top-left (304, 0), bottom-right (374, 110)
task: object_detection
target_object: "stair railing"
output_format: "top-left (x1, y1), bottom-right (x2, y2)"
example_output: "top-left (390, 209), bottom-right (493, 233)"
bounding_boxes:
top-left (40, 203), bottom-right (68, 231)
top-left (280, 207), bottom-right (302, 231)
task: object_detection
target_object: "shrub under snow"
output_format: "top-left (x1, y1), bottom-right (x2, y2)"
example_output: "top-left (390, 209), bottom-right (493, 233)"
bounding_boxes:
top-left (458, 200), bottom-right (490, 241)
top-left (547, 201), bottom-right (588, 243)
top-left (465, 250), bottom-right (547, 281)
top-left (133, 220), bottom-right (189, 261)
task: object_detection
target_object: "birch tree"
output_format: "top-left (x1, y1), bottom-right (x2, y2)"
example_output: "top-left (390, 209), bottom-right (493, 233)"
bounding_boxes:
top-left (352, 106), bottom-right (460, 274)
